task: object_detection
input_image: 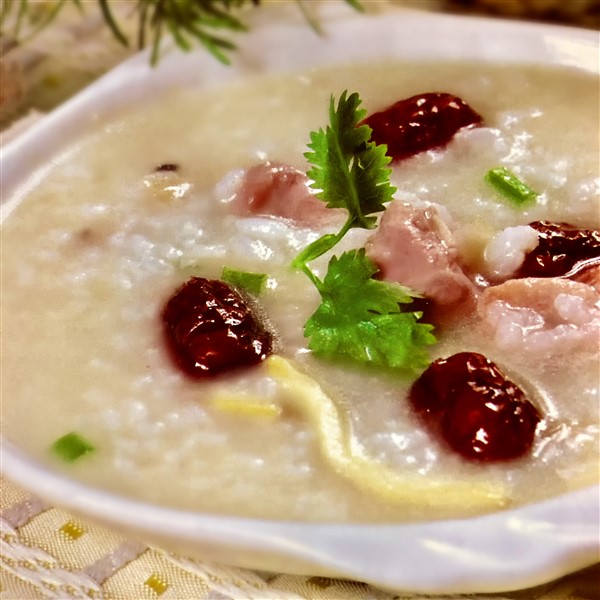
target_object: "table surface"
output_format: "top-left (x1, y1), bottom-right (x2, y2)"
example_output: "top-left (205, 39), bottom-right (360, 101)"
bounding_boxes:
top-left (1, 2), bottom-right (599, 598)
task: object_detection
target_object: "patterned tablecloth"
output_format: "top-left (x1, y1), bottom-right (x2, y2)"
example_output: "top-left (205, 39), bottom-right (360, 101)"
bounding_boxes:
top-left (1, 474), bottom-right (599, 599)
top-left (1, 2), bottom-right (599, 598)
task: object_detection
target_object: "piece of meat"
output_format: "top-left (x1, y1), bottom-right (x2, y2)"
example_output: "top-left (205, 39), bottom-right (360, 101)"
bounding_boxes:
top-left (365, 200), bottom-right (477, 307)
top-left (564, 259), bottom-right (600, 293)
top-left (477, 277), bottom-right (600, 355)
top-left (229, 162), bottom-right (344, 227)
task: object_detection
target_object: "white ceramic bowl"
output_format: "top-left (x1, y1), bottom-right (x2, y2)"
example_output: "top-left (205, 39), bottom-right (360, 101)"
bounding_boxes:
top-left (2, 5), bottom-right (599, 594)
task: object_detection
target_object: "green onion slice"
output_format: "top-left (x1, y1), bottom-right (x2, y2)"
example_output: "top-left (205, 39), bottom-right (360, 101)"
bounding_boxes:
top-left (51, 432), bottom-right (95, 463)
top-left (221, 267), bottom-right (268, 295)
top-left (485, 166), bottom-right (539, 206)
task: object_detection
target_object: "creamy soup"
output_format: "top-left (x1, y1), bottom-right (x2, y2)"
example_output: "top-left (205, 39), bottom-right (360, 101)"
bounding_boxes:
top-left (2, 61), bottom-right (599, 522)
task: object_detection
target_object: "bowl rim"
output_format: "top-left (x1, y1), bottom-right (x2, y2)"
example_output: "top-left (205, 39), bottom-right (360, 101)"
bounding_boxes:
top-left (2, 439), bottom-right (600, 594)
top-left (1, 5), bottom-right (599, 594)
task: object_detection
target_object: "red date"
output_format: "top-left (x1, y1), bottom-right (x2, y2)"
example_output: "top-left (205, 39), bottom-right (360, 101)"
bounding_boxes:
top-left (517, 221), bottom-right (600, 279)
top-left (363, 92), bottom-right (483, 161)
top-left (410, 352), bottom-right (541, 462)
top-left (162, 277), bottom-right (272, 378)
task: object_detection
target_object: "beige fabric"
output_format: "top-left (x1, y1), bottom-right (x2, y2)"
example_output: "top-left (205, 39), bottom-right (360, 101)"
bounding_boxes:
top-left (1, 477), bottom-right (599, 599)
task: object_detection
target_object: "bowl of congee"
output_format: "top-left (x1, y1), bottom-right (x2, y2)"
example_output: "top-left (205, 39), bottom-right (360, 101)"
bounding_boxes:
top-left (1, 4), bottom-right (598, 594)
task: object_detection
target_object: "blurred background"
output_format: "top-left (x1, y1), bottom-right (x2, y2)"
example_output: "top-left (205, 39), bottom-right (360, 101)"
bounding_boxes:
top-left (1, 0), bottom-right (599, 133)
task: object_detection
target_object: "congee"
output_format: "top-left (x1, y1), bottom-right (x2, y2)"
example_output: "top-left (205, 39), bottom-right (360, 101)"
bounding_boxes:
top-left (2, 61), bottom-right (598, 522)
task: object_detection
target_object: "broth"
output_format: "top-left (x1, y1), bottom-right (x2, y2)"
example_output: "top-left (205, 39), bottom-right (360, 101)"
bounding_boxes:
top-left (2, 61), bottom-right (598, 522)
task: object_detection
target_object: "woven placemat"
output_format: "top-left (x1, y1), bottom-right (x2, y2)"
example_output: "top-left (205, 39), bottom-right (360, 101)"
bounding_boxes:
top-left (2, 476), bottom-right (599, 600)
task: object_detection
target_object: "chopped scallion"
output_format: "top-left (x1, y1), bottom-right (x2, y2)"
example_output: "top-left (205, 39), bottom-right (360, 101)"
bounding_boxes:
top-left (51, 432), bottom-right (95, 463)
top-left (221, 267), bottom-right (268, 295)
top-left (485, 166), bottom-right (539, 206)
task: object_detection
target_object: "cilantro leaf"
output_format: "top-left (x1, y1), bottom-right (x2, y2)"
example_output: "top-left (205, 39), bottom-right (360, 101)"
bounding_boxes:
top-left (304, 250), bottom-right (436, 371)
top-left (305, 91), bottom-right (396, 230)
top-left (294, 91), bottom-right (436, 372)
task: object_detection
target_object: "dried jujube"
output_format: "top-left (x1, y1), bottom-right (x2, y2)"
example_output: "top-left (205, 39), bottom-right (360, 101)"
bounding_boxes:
top-left (363, 92), bottom-right (483, 162)
top-left (517, 220), bottom-right (600, 279)
top-left (410, 352), bottom-right (541, 462)
top-left (162, 277), bottom-right (272, 378)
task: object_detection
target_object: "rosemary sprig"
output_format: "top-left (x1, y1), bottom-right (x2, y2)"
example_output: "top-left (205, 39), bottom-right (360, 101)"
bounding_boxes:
top-left (0, 0), bottom-right (363, 65)
top-left (98, 0), bottom-right (129, 47)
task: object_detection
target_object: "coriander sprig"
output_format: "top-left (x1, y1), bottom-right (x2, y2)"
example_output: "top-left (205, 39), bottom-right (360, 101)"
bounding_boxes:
top-left (1, 0), bottom-right (363, 66)
top-left (304, 250), bottom-right (435, 370)
top-left (294, 91), bottom-right (436, 372)
top-left (292, 91), bottom-right (396, 280)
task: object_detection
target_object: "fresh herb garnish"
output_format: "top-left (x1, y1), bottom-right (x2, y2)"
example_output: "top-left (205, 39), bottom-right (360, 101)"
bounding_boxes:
top-left (293, 91), bottom-right (435, 372)
top-left (292, 91), bottom-right (396, 276)
top-left (304, 250), bottom-right (435, 370)
top-left (51, 432), bottom-right (95, 463)
top-left (221, 266), bottom-right (267, 295)
top-left (485, 166), bottom-right (539, 206)
top-left (1, 0), bottom-right (363, 66)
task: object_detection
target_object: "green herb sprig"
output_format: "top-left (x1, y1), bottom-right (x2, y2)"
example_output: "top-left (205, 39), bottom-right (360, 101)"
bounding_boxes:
top-left (1, 0), bottom-right (363, 66)
top-left (293, 91), bottom-right (436, 372)
top-left (304, 249), bottom-right (435, 370)
top-left (292, 91), bottom-right (397, 278)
